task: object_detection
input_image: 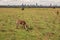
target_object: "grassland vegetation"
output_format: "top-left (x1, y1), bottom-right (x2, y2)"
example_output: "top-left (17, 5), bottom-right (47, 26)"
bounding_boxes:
top-left (0, 8), bottom-right (60, 40)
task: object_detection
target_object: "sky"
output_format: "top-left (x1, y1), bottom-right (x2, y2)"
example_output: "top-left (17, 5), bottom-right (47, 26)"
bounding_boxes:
top-left (0, 0), bottom-right (60, 6)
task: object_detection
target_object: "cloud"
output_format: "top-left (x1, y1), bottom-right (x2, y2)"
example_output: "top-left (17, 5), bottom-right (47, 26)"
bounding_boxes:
top-left (0, 0), bottom-right (60, 5)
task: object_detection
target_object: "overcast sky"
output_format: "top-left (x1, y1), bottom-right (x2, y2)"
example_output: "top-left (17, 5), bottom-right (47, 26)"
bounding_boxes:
top-left (0, 0), bottom-right (60, 6)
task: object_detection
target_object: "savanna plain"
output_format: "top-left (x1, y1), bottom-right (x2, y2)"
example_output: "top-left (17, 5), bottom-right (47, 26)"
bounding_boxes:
top-left (0, 8), bottom-right (60, 40)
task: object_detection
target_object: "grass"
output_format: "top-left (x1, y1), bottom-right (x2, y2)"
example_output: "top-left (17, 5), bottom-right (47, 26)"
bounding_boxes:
top-left (0, 8), bottom-right (60, 40)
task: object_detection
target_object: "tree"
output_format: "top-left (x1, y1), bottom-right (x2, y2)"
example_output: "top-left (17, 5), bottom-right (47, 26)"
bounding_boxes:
top-left (36, 3), bottom-right (38, 7)
top-left (21, 3), bottom-right (24, 10)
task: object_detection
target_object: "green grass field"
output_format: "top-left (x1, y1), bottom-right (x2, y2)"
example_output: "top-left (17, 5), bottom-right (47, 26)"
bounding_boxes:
top-left (0, 8), bottom-right (60, 40)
